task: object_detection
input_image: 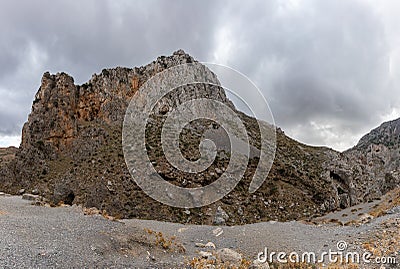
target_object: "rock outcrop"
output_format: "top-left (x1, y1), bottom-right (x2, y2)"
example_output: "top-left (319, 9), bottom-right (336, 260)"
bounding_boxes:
top-left (0, 146), bottom-right (17, 187)
top-left (327, 118), bottom-right (400, 209)
top-left (0, 147), bottom-right (17, 165)
top-left (0, 50), bottom-right (399, 224)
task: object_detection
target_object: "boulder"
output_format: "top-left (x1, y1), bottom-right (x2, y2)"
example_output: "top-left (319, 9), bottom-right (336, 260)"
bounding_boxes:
top-left (216, 248), bottom-right (242, 265)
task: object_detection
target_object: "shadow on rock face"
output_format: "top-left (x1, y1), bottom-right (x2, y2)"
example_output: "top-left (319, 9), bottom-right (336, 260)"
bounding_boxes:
top-left (53, 183), bottom-right (75, 205)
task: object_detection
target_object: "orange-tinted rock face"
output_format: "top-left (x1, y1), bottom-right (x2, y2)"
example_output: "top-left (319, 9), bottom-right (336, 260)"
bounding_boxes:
top-left (21, 50), bottom-right (197, 154)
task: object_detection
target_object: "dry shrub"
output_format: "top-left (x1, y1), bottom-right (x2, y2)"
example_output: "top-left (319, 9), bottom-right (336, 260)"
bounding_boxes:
top-left (145, 228), bottom-right (185, 253)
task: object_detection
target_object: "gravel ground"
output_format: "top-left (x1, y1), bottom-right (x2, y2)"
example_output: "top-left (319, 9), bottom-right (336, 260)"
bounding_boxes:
top-left (0, 195), bottom-right (398, 268)
top-left (0, 196), bottom-right (143, 268)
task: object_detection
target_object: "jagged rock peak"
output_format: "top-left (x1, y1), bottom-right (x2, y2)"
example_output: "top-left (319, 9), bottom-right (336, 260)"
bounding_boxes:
top-left (354, 117), bottom-right (400, 150)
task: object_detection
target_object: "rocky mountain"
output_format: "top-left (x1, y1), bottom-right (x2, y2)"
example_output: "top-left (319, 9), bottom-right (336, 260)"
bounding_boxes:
top-left (0, 147), bottom-right (17, 166)
top-left (0, 50), bottom-right (399, 224)
top-left (354, 118), bottom-right (400, 150)
top-left (332, 118), bottom-right (400, 207)
top-left (0, 146), bottom-right (17, 197)
top-left (0, 146), bottom-right (17, 190)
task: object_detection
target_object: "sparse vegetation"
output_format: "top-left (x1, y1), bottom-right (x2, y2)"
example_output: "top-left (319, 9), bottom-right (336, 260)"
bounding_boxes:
top-left (368, 187), bottom-right (400, 217)
top-left (269, 263), bottom-right (359, 269)
top-left (145, 228), bottom-right (185, 253)
top-left (362, 218), bottom-right (400, 259)
top-left (187, 255), bottom-right (252, 269)
top-left (187, 256), bottom-right (362, 269)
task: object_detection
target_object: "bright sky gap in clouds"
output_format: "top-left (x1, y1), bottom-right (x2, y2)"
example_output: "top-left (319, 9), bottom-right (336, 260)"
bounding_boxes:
top-left (0, 0), bottom-right (399, 151)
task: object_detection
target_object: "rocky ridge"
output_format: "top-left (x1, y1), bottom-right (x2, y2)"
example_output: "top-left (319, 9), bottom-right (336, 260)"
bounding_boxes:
top-left (0, 50), bottom-right (399, 224)
top-left (326, 118), bottom-right (400, 209)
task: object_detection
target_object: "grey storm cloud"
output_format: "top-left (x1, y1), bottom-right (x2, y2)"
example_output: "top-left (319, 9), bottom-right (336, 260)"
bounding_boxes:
top-left (0, 0), bottom-right (222, 135)
top-left (0, 0), bottom-right (399, 150)
top-left (214, 0), bottom-right (398, 150)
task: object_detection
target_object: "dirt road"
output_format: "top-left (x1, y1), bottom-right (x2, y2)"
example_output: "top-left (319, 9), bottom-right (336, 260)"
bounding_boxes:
top-left (0, 195), bottom-right (398, 268)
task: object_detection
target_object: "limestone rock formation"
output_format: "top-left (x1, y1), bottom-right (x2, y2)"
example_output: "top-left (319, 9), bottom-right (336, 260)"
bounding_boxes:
top-left (0, 50), bottom-right (399, 224)
top-left (327, 118), bottom-right (400, 208)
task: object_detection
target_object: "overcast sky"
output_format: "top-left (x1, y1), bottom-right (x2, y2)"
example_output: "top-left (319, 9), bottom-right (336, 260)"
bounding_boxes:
top-left (1, 0), bottom-right (399, 151)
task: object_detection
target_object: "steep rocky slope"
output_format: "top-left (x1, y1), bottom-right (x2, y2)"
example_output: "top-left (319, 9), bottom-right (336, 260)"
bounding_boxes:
top-left (0, 147), bottom-right (17, 185)
top-left (0, 50), bottom-right (399, 224)
top-left (326, 118), bottom-right (400, 209)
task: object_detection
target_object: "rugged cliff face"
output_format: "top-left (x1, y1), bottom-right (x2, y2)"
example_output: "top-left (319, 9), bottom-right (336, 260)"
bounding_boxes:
top-left (328, 118), bottom-right (400, 208)
top-left (0, 50), bottom-right (399, 224)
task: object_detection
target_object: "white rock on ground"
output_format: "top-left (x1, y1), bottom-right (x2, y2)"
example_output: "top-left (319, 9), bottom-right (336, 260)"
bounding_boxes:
top-left (212, 227), bottom-right (224, 237)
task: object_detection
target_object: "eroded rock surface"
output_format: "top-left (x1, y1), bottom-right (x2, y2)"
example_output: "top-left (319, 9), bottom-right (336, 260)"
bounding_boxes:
top-left (0, 50), bottom-right (399, 224)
